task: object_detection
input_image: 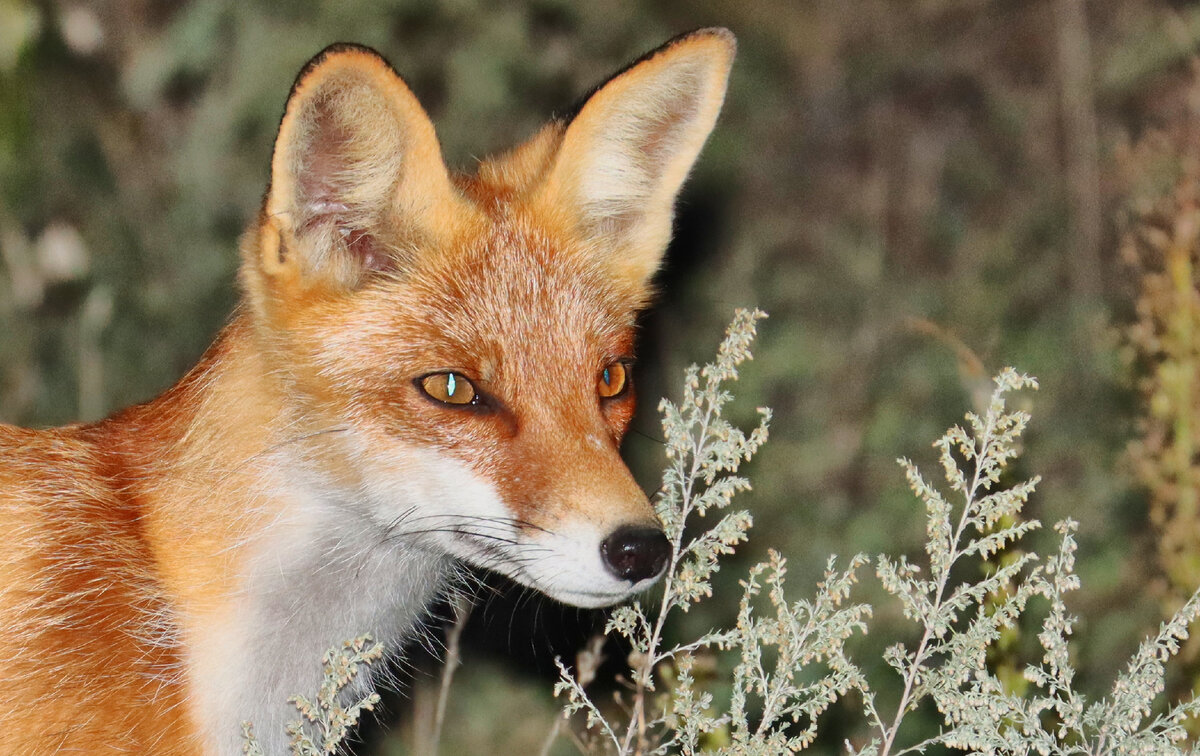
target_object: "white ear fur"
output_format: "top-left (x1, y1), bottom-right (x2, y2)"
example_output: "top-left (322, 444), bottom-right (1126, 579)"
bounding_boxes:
top-left (537, 28), bottom-right (736, 287)
top-left (263, 44), bottom-right (462, 286)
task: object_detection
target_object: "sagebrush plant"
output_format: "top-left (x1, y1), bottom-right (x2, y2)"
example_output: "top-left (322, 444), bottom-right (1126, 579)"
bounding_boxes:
top-left (242, 634), bottom-right (384, 755)
top-left (553, 310), bottom-right (1200, 755)
top-left (852, 369), bottom-right (1200, 755)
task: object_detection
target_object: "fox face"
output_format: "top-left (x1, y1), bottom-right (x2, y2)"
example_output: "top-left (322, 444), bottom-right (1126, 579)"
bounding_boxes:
top-left (277, 223), bottom-right (657, 608)
top-left (238, 31), bottom-right (735, 609)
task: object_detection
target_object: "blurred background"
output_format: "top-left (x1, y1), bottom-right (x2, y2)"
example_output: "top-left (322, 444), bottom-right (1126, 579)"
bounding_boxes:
top-left (1, 0), bottom-right (1199, 753)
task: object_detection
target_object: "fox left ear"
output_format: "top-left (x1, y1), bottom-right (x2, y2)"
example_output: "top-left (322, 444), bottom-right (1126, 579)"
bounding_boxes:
top-left (253, 43), bottom-right (466, 293)
top-left (535, 28), bottom-right (735, 289)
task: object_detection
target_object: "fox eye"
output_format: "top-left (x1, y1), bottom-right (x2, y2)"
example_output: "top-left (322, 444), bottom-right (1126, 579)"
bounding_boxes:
top-left (597, 362), bottom-right (629, 399)
top-left (419, 372), bottom-right (478, 406)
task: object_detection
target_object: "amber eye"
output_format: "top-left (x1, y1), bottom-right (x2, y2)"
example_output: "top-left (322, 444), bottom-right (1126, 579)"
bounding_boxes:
top-left (419, 372), bottom-right (478, 406)
top-left (598, 362), bottom-right (629, 399)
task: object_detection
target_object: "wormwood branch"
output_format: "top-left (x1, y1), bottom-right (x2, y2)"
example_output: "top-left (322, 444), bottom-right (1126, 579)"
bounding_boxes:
top-left (242, 634), bottom-right (384, 756)
top-left (867, 369), bottom-right (1042, 756)
top-left (628, 308), bottom-right (770, 755)
top-left (855, 369), bottom-right (1200, 756)
top-left (718, 550), bottom-right (871, 753)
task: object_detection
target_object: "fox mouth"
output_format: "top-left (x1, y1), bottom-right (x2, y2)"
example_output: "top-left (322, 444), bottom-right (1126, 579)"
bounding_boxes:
top-left (380, 513), bottom-right (655, 608)
top-left (482, 558), bottom-right (652, 609)
top-left (444, 524), bottom-right (668, 609)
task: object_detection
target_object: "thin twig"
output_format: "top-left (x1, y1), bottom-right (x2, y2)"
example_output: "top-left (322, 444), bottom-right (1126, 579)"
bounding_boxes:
top-left (428, 593), bottom-right (473, 756)
top-left (1054, 0), bottom-right (1102, 302)
top-left (878, 404), bottom-right (1000, 756)
top-left (537, 713), bottom-right (565, 756)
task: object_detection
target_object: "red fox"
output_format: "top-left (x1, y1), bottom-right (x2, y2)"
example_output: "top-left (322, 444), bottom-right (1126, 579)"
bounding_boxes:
top-left (0, 29), bottom-right (735, 754)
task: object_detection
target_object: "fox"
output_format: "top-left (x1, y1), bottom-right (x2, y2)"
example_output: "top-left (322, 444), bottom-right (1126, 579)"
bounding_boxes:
top-left (0, 28), bottom-right (735, 755)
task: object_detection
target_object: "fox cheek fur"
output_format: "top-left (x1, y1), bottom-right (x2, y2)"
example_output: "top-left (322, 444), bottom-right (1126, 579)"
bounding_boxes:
top-left (0, 29), bottom-right (734, 754)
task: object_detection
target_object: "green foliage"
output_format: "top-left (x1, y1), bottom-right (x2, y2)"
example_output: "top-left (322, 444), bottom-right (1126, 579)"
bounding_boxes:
top-left (1120, 137), bottom-right (1200, 602)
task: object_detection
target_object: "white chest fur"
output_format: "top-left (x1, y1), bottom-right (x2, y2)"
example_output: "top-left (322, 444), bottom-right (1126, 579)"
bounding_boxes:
top-left (189, 475), bottom-right (451, 755)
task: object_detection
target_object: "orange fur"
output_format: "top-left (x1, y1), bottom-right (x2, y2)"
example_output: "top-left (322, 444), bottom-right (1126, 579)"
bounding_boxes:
top-left (0, 30), bottom-right (734, 754)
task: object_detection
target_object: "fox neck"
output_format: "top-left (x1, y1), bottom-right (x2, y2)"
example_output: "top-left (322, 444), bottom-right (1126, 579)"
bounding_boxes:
top-left (92, 313), bottom-right (450, 753)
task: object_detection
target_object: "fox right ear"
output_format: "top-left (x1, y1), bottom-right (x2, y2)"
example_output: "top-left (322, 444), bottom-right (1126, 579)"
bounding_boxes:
top-left (534, 29), bottom-right (735, 291)
top-left (253, 44), bottom-right (464, 292)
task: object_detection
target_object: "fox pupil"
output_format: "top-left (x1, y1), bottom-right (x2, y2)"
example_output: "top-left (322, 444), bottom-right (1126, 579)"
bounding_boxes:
top-left (603, 367), bottom-right (610, 386)
top-left (447, 373), bottom-right (457, 396)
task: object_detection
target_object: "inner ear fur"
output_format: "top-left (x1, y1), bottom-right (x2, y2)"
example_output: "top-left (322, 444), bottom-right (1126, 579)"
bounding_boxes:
top-left (533, 28), bottom-right (736, 289)
top-left (257, 44), bottom-right (464, 289)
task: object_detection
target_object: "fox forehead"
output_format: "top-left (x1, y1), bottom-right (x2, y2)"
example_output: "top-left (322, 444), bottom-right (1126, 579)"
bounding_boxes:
top-left (414, 215), bottom-right (640, 349)
top-left (312, 211), bottom-right (642, 386)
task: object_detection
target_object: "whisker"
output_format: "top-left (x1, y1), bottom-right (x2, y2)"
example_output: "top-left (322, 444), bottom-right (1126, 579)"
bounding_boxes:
top-left (629, 426), bottom-right (668, 445)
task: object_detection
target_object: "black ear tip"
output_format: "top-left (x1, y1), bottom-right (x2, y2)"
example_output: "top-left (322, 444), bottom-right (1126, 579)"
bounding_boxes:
top-left (661, 27), bottom-right (737, 59)
top-left (308, 42), bottom-right (389, 66)
top-left (287, 43), bottom-right (399, 98)
top-left (688, 27), bottom-right (737, 49)
top-left (557, 28), bottom-right (736, 125)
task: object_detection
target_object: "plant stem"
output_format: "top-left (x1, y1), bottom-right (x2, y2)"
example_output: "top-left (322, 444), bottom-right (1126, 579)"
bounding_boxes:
top-left (878, 408), bottom-right (998, 755)
top-left (537, 715), bottom-right (564, 756)
top-left (622, 382), bottom-right (720, 755)
top-left (429, 594), bottom-right (472, 756)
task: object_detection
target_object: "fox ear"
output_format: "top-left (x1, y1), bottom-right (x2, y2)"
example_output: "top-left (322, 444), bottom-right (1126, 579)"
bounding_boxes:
top-left (535, 29), bottom-right (735, 289)
top-left (256, 44), bottom-right (463, 289)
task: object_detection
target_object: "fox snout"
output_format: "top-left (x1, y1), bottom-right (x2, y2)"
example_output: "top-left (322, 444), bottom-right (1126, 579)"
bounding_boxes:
top-left (479, 452), bottom-right (672, 607)
top-left (601, 525), bottom-right (671, 583)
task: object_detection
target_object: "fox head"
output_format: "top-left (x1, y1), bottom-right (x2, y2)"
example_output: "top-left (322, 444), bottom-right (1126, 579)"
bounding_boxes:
top-left (239, 30), bottom-right (735, 608)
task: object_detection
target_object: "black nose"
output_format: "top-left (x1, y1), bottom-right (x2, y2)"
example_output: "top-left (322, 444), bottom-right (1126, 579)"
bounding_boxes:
top-left (600, 526), bottom-right (671, 583)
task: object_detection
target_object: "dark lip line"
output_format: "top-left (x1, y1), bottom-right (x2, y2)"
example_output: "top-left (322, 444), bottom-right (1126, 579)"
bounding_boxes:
top-left (460, 542), bottom-right (646, 596)
top-left (566, 588), bottom-right (637, 599)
